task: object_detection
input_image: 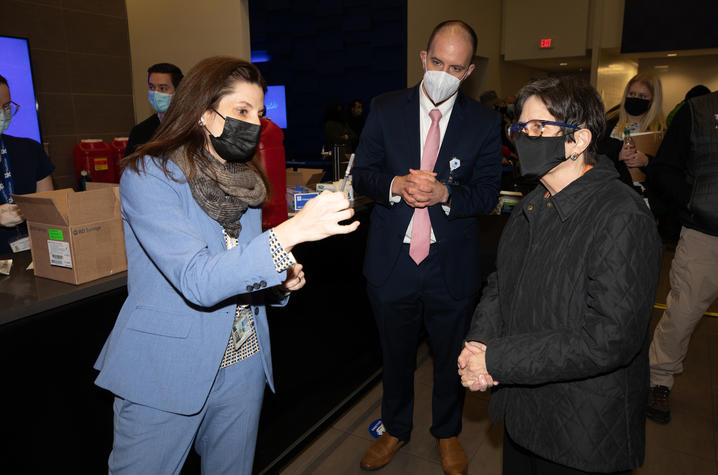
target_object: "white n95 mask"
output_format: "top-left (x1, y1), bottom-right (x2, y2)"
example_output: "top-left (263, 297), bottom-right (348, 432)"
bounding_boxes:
top-left (422, 70), bottom-right (461, 104)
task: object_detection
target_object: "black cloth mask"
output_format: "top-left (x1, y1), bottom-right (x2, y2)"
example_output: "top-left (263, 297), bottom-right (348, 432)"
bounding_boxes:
top-left (514, 134), bottom-right (568, 180)
top-left (624, 97), bottom-right (651, 116)
top-left (208, 109), bottom-right (262, 163)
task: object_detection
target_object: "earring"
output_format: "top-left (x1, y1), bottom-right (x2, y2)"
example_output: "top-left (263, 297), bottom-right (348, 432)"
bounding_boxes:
top-left (570, 153), bottom-right (579, 161)
top-left (198, 117), bottom-right (205, 126)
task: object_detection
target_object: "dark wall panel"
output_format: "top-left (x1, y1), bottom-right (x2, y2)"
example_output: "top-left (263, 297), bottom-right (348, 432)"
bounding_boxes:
top-left (0, 0), bottom-right (133, 189)
top-left (249, 0), bottom-right (407, 160)
top-left (621, 0), bottom-right (718, 53)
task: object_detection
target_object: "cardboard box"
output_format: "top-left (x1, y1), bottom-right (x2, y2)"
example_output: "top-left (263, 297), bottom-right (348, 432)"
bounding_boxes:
top-left (13, 182), bottom-right (127, 285)
top-left (286, 168), bottom-right (324, 188)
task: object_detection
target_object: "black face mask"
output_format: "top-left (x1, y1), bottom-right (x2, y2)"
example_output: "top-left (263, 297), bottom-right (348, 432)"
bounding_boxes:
top-left (624, 97), bottom-right (650, 116)
top-left (208, 109), bottom-right (262, 163)
top-left (514, 134), bottom-right (568, 180)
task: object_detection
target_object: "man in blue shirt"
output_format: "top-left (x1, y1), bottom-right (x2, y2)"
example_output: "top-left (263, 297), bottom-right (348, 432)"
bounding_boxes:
top-left (0, 74), bottom-right (55, 253)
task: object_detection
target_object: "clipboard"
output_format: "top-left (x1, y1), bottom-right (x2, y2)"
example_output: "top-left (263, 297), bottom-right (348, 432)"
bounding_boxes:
top-left (629, 131), bottom-right (664, 157)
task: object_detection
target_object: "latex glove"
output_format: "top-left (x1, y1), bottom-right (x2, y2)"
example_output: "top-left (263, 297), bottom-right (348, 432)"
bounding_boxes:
top-left (0, 204), bottom-right (24, 227)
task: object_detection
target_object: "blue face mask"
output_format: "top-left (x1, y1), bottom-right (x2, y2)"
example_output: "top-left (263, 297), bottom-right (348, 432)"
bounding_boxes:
top-left (148, 91), bottom-right (172, 113)
top-left (0, 109), bottom-right (11, 133)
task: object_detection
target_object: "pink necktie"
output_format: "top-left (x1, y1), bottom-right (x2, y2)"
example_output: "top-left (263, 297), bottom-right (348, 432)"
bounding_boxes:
top-left (409, 108), bottom-right (442, 265)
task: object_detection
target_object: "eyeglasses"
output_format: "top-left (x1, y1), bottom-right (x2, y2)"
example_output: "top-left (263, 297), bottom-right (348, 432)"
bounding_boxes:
top-left (507, 119), bottom-right (580, 141)
top-left (1, 101), bottom-right (20, 117)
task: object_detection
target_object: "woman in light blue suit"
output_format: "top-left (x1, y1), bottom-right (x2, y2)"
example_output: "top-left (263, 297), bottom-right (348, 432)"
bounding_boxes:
top-left (94, 57), bottom-right (359, 474)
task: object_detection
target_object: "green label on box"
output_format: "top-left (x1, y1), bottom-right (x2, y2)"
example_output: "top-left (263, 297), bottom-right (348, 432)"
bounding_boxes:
top-left (48, 229), bottom-right (64, 241)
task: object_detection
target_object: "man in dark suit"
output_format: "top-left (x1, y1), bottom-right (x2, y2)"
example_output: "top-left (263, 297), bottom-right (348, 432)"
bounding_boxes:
top-left (353, 20), bottom-right (501, 475)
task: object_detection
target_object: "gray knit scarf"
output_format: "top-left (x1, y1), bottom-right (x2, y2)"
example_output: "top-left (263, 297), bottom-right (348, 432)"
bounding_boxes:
top-left (173, 149), bottom-right (266, 238)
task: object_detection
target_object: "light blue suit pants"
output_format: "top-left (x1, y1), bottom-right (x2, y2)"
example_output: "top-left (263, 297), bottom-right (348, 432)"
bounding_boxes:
top-left (108, 353), bottom-right (265, 474)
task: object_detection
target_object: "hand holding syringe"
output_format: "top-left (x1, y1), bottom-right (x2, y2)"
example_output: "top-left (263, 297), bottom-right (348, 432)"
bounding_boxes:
top-left (340, 153), bottom-right (355, 193)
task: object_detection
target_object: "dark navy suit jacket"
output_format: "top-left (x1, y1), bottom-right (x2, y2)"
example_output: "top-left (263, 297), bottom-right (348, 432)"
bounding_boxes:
top-left (353, 85), bottom-right (502, 299)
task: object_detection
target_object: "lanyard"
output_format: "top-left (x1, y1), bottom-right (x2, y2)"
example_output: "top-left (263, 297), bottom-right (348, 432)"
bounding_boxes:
top-left (0, 136), bottom-right (15, 204)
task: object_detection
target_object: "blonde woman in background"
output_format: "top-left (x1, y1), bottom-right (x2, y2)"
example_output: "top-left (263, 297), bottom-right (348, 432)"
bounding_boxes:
top-left (599, 72), bottom-right (666, 187)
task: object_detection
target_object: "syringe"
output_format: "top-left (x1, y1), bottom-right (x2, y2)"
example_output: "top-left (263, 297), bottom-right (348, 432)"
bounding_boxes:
top-left (340, 153), bottom-right (355, 193)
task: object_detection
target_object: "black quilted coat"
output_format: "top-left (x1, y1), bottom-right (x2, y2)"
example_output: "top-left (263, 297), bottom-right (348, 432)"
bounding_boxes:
top-left (467, 156), bottom-right (662, 472)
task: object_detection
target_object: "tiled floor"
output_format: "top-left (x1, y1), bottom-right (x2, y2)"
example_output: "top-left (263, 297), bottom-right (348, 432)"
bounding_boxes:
top-left (280, 248), bottom-right (718, 475)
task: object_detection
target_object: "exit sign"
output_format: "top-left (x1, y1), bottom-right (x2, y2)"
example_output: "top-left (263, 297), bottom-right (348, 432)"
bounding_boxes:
top-left (540, 38), bottom-right (553, 48)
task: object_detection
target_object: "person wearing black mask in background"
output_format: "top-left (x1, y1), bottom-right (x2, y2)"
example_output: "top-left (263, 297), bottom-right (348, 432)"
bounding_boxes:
top-left (125, 62), bottom-right (183, 157)
top-left (94, 57), bottom-right (358, 474)
top-left (597, 72), bottom-right (666, 189)
top-left (0, 74), bottom-right (54, 254)
top-left (459, 77), bottom-right (662, 475)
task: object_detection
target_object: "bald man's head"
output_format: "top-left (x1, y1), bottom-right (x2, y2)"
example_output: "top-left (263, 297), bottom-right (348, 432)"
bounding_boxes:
top-left (426, 20), bottom-right (477, 63)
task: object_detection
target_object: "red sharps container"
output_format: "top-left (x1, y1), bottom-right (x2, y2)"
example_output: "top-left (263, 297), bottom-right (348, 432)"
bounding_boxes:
top-left (256, 118), bottom-right (288, 230)
top-left (109, 137), bottom-right (128, 183)
top-left (73, 139), bottom-right (115, 186)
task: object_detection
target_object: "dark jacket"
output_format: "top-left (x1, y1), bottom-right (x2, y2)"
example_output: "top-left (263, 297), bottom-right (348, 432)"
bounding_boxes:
top-left (596, 116), bottom-right (633, 186)
top-left (125, 114), bottom-right (160, 157)
top-left (647, 92), bottom-right (718, 236)
top-left (353, 85), bottom-right (502, 299)
top-left (466, 156), bottom-right (662, 472)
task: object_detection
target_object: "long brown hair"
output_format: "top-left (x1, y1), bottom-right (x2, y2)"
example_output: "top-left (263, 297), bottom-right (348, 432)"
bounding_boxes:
top-left (124, 56), bottom-right (270, 192)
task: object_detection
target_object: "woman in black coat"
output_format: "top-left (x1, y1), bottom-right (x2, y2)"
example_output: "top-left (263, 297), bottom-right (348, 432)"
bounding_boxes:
top-left (458, 77), bottom-right (662, 475)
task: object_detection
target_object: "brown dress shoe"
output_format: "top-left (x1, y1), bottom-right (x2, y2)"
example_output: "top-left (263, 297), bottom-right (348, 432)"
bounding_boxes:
top-left (360, 433), bottom-right (406, 471)
top-left (438, 437), bottom-right (467, 475)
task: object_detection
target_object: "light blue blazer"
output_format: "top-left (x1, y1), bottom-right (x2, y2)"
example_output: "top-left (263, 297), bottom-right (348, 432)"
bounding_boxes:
top-left (94, 156), bottom-right (287, 415)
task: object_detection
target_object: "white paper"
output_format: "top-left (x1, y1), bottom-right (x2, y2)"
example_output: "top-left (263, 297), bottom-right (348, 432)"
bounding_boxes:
top-left (47, 240), bottom-right (73, 268)
top-left (9, 236), bottom-right (30, 253)
top-left (0, 259), bottom-right (12, 275)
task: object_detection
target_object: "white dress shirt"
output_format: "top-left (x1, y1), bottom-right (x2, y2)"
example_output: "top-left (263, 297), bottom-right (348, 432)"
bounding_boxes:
top-left (390, 81), bottom-right (456, 243)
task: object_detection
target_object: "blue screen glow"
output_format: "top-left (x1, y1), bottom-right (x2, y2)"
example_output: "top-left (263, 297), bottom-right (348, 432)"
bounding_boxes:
top-left (265, 85), bottom-right (287, 129)
top-left (251, 50), bottom-right (272, 63)
top-left (0, 36), bottom-right (41, 142)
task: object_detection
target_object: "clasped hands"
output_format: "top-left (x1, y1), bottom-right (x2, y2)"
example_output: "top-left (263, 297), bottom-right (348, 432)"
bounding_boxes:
top-left (392, 169), bottom-right (449, 208)
top-left (457, 341), bottom-right (498, 392)
top-left (619, 143), bottom-right (649, 168)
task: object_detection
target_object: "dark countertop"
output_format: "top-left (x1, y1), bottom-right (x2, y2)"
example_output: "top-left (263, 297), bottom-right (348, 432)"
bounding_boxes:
top-left (0, 196), bottom-right (369, 328)
top-left (0, 197), bottom-right (503, 328)
top-left (0, 250), bottom-right (127, 326)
